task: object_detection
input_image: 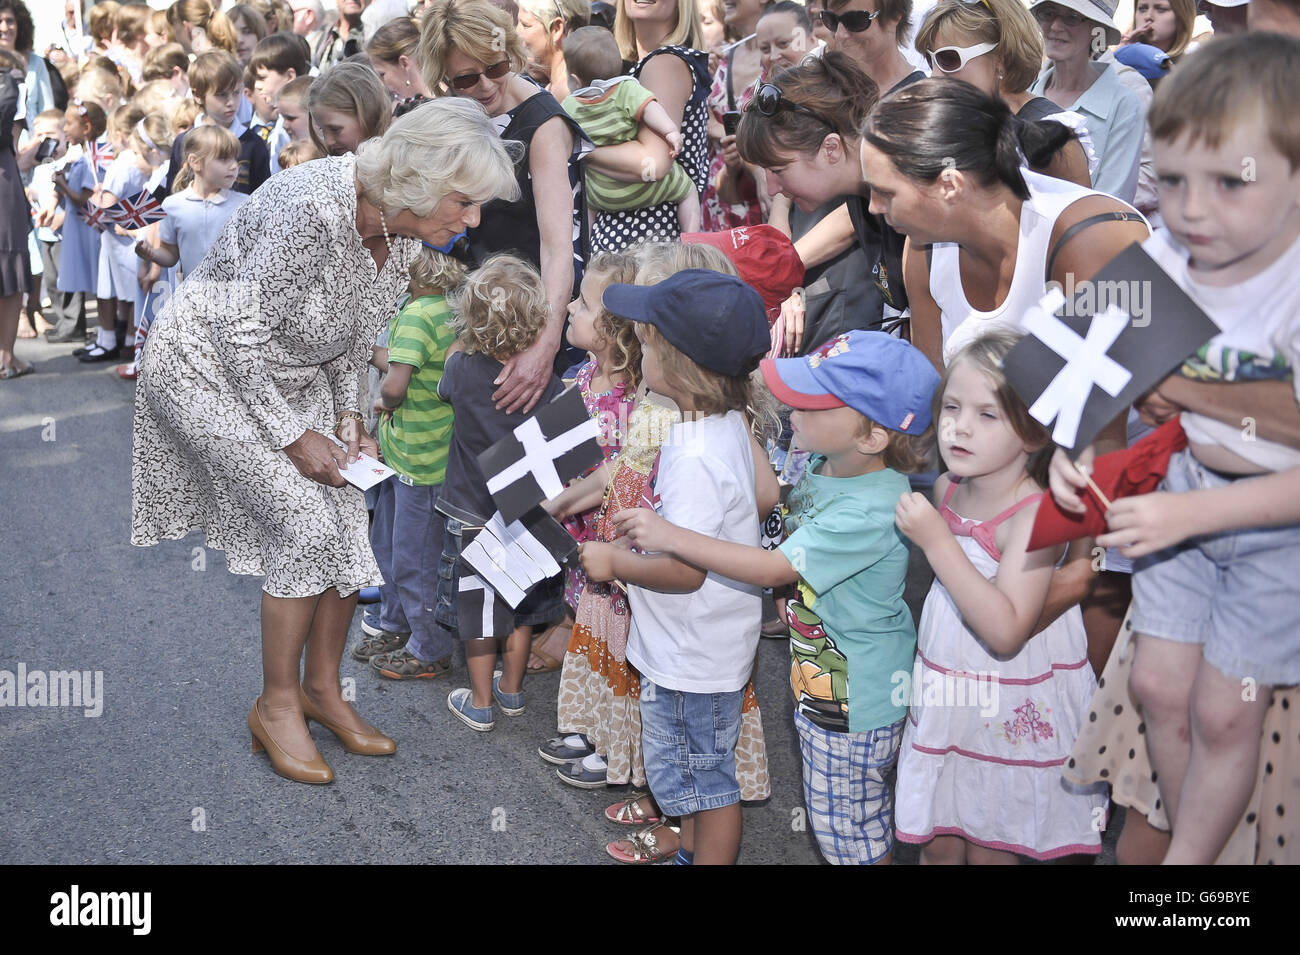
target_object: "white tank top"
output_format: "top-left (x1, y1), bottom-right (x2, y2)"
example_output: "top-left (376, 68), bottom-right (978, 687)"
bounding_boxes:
top-left (930, 168), bottom-right (1145, 365)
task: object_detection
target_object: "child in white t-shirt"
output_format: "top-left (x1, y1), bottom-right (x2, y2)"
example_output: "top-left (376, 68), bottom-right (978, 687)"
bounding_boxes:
top-left (580, 267), bottom-right (773, 866)
top-left (1050, 33), bottom-right (1300, 865)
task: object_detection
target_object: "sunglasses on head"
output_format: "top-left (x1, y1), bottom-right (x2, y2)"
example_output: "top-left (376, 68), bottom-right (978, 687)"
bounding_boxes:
top-left (446, 59), bottom-right (510, 91)
top-left (750, 83), bottom-right (838, 134)
top-left (817, 8), bottom-right (881, 33)
top-left (927, 40), bottom-right (996, 73)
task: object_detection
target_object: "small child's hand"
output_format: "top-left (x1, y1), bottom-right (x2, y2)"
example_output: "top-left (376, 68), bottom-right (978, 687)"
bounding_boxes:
top-left (612, 507), bottom-right (672, 553)
top-left (1048, 447), bottom-right (1093, 516)
top-left (133, 240), bottom-right (153, 262)
top-left (895, 491), bottom-right (949, 550)
top-left (1136, 381), bottom-right (1181, 428)
top-left (579, 541), bottom-right (620, 582)
top-left (1096, 491), bottom-right (1199, 558)
top-left (665, 129), bottom-right (683, 159)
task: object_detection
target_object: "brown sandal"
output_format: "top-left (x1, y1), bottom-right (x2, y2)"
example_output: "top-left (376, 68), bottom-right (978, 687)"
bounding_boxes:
top-left (526, 616), bottom-right (573, 674)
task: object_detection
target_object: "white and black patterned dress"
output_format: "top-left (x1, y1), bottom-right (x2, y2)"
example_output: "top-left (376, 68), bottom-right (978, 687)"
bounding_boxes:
top-left (130, 155), bottom-right (416, 598)
top-left (590, 46), bottom-right (710, 253)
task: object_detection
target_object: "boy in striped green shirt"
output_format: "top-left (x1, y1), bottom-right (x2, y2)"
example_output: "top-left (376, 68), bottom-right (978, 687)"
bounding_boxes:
top-left (359, 249), bottom-right (465, 680)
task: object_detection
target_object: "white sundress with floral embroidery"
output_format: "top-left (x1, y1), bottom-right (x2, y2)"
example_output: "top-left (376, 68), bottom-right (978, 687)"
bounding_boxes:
top-left (893, 486), bottom-right (1107, 860)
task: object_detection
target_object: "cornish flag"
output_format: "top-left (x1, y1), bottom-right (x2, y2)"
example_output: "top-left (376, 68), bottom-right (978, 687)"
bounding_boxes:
top-left (1003, 242), bottom-right (1219, 457)
top-left (105, 190), bottom-right (166, 230)
top-left (478, 385), bottom-right (604, 524)
top-left (460, 506), bottom-right (578, 609)
top-left (456, 572), bottom-right (516, 640)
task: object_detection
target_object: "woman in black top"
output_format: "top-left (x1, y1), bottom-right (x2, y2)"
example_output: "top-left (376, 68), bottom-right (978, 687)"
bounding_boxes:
top-left (0, 52), bottom-right (31, 378)
top-left (419, 0), bottom-right (592, 406)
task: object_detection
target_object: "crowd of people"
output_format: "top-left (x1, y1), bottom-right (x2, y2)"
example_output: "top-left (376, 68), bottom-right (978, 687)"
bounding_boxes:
top-left (3, 0), bottom-right (1297, 867)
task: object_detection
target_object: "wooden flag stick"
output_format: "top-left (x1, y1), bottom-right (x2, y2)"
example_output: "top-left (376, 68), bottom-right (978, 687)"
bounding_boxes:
top-left (1076, 462), bottom-right (1112, 511)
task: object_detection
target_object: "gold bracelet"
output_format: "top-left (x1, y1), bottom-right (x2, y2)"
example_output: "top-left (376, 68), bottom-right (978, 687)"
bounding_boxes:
top-left (336, 411), bottom-right (364, 425)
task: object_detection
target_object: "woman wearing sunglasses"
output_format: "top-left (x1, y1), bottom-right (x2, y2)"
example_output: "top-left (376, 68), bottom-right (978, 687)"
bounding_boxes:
top-left (819, 0), bottom-right (921, 93)
top-left (582, 0), bottom-right (711, 252)
top-left (914, 0), bottom-right (1092, 188)
top-left (737, 52), bottom-right (902, 353)
top-left (419, 0), bottom-right (593, 413)
top-left (1027, 0), bottom-right (1147, 204)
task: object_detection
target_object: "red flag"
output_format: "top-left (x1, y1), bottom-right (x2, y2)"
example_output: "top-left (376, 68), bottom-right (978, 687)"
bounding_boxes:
top-left (1028, 418), bottom-right (1189, 551)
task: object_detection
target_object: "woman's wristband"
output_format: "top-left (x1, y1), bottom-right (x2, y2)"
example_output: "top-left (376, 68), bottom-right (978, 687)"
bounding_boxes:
top-left (335, 411), bottom-right (364, 435)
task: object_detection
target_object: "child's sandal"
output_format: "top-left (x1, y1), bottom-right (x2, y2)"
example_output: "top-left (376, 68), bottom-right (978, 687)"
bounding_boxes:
top-left (605, 821), bottom-right (679, 864)
top-left (605, 791), bottom-right (662, 826)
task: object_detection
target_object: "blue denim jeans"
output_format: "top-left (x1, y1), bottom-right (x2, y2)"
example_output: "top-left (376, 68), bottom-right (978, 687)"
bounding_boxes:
top-left (640, 679), bottom-right (745, 817)
top-left (370, 478), bottom-right (453, 663)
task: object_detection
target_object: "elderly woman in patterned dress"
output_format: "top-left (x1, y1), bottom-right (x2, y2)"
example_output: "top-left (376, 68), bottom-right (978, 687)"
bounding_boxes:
top-left (130, 99), bottom-right (519, 785)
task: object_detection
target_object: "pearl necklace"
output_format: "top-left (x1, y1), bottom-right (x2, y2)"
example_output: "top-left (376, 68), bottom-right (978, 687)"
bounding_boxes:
top-left (376, 205), bottom-right (394, 257)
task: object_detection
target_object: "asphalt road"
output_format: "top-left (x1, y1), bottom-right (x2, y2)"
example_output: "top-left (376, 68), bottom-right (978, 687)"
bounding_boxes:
top-left (0, 333), bottom-right (1119, 865)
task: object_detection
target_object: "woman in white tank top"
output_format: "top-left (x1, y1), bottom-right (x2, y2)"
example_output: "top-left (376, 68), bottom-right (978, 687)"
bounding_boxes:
top-left (857, 79), bottom-right (1149, 373)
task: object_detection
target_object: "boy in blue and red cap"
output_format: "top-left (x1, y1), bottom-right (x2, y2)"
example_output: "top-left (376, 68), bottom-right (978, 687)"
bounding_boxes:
top-left (615, 329), bottom-right (939, 865)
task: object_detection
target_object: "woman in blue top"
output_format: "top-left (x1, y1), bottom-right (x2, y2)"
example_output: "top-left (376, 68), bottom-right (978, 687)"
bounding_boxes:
top-left (419, 0), bottom-right (593, 407)
top-left (584, 0), bottom-right (710, 254)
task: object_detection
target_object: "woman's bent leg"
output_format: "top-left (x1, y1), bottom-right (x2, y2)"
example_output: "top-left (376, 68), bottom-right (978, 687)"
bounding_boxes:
top-left (259, 591), bottom-right (322, 762)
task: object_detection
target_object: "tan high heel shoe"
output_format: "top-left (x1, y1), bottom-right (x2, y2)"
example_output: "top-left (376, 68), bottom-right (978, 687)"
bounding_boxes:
top-left (248, 698), bottom-right (334, 784)
top-left (299, 687), bottom-right (396, 756)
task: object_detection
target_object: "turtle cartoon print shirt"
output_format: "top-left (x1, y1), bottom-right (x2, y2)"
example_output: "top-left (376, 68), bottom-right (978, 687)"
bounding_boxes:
top-left (777, 456), bottom-right (916, 734)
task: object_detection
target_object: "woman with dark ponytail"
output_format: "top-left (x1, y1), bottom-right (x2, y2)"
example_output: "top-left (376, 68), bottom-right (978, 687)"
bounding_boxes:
top-left (860, 79), bottom-right (1148, 371)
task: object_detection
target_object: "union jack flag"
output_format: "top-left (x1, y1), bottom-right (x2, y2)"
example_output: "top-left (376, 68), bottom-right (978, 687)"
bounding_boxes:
top-left (87, 139), bottom-right (114, 178)
top-left (78, 202), bottom-right (108, 231)
top-left (105, 190), bottom-right (166, 230)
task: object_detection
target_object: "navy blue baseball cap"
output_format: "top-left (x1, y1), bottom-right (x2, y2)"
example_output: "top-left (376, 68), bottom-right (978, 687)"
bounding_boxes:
top-left (602, 269), bottom-right (770, 377)
top-left (761, 331), bottom-right (940, 434)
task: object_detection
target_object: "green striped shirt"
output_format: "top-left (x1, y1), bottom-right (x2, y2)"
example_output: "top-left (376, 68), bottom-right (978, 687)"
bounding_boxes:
top-left (378, 294), bottom-right (456, 485)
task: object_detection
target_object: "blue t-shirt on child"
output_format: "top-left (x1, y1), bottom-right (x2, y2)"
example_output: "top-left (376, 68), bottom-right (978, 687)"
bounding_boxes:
top-left (778, 456), bottom-right (916, 735)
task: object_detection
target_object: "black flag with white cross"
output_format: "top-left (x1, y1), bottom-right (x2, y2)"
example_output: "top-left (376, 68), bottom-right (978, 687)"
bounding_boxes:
top-left (456, 572), bottom-right (516, 640)
top-left (478, 385), bottom-right (604, 525)
top-left (460, 506), bottom-right (578, 609)
top-left (1003, 241), bottom-right (1219, 457)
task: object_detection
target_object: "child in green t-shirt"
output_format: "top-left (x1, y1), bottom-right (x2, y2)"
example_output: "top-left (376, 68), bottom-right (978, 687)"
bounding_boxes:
top-left (615, 330), bottom-right (938, 864)
top-left (356, 247), bottom-right (466, 680)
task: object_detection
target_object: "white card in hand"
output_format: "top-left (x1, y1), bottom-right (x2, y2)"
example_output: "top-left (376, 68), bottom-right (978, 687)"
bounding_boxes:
top-left (329, 436), bottom-right (396, 490)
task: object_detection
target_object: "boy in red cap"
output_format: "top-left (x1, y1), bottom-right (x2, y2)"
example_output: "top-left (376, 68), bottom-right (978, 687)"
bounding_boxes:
top-left (616, 329), bottom-right (939, 864)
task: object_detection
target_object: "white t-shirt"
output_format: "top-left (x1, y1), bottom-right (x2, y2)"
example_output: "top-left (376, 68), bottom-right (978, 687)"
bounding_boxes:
top-left (1144, 229), bottom-right (1300, 473)
top-left (626, 410), bottom-right (761, 694)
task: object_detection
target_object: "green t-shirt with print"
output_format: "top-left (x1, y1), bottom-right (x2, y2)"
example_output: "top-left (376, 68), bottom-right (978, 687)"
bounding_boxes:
top-left (377, 293), bottom-right (456, 485)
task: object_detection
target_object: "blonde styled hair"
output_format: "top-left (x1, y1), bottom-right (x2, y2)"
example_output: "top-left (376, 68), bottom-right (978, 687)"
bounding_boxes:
top-left (409, 246), bottom-right (469, 295)
top-left (613, 0), bottom-right (703, 62)
top-left (583, 252), bottom-right (642, 392)
top-left (168, 0), bottom-right (238, 54)
top-left (131, 79), bottom-right (180, 119)
top-left (171, 98), bottom-right (202, 134)
top-left (632, 242), bottom-right (778, 442)
top-left (115, 3), bottom-right (153, 48)
top-left (938, 330), bottom-right (1053, 488)
top-left (367, 16), bottom-right (421, 64)
top-left (449, 254), bottom-right (551, 359)
top-left (88, 3), bottom-right (122, 45)
top-left (517, 0), bottom-right (591, 57)
top-left (76, 66), bottom-right (125, 112)
top-left (277, 138), bottom-right (324, 168)
top-left (306, 61), bottom-right (392, 154)
top-left (173, 123), bottom-right (240, 190)
top-left (418, 0), bottom-right (530, 93)
top-left (1130, 0), bottom-right (1197, 60)
top-left (354, 96), bottom-right (521, 217)
top-left (126, 108), bottom-right (175, 161)
top-left (913, 0), bottom-right (1044, 94)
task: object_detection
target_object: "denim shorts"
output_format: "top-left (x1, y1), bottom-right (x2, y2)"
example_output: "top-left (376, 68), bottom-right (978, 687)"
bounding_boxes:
top-left (432, 514), bottom-right (565, 642)
top-left (1130, 449), bottom-right (1300, 685)
top-left (640, 680), bottom-right (745, 817)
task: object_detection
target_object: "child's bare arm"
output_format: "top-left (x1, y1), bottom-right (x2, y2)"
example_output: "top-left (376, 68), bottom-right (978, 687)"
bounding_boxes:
top-left (751, 435), bottom-right (780, 515)
top-left (377, 361), bottom-right (414, 412)
top-left (639, 100), bottom-right (682, 157)
top-left (580, 539), bottom-right (706, 593)
top-left (545, 462), bottom-right (614, 519)
top-left (370, 344), bottom-right (388, 374)
top-left (1156, 376), bottom-right (1300, 450)
top-left (614, 508), bottom-right (798, 588)
top-left (897, 492), bottom-right (1059, 655)
top-left (1098, 465), bottom-right (1300, 558)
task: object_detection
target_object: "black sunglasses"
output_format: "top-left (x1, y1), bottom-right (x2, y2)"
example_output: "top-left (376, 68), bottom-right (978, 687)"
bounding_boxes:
top-left (447, 59), bottom-right (510, 91)
top-left (750, 83), bottom-right (838, 134)
top-left (818, 8), bottom-right (881, 33)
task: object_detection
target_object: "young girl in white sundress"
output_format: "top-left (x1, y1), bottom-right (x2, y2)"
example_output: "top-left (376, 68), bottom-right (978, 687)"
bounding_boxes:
top-left (893, 331), bottom-right (1106, 863)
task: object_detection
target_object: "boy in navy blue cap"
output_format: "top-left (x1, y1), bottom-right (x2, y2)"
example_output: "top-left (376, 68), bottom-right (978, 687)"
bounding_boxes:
top-left (616, 329), bottom-right (940, 865)
top-left (580, 268), bottom-right (772, 865)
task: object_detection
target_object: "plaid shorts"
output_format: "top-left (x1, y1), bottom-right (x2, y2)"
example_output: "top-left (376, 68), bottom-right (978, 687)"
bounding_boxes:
top-left (794, 709), bottom-right (903, 865)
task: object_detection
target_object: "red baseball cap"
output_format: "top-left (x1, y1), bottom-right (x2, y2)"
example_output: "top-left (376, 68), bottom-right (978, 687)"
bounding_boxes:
top-left (683, 224), bottom-right (805, 315)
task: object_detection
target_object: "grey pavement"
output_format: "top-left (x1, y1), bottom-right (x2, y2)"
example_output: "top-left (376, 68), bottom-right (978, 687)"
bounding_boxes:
top-left (0, 333), bottom-right (1119, 864)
